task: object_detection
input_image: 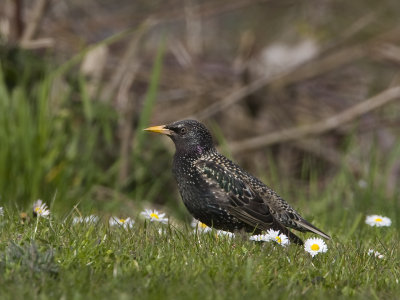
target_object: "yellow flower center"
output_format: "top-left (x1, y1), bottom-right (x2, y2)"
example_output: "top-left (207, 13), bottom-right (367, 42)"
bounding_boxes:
top-left (311, 244), bottom-right (320, 251)
top-left (150, 213), bottom-right (159, 219)
top-left (199, 222), bottom-right (208, 228)
top-left (119, 219), bottom-right (126, 223)
top-left (275, 236), bottom-right (282, 243)
top-left (35, 207), bottom-right (42, 214)
top-left (375, 218), bottom-right (382, 222)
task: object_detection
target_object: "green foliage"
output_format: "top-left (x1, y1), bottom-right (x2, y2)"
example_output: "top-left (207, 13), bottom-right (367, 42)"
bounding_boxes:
top-left (0, 241), bottom-right (58, 278)
top-left (0, 61), bottom-right (117, 210)
top-left (0, 40), bottom-right (167, 212)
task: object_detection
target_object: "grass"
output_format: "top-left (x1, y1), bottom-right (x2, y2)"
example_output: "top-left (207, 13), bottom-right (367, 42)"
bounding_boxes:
top-left (0, 198), bottom-right (399, 300)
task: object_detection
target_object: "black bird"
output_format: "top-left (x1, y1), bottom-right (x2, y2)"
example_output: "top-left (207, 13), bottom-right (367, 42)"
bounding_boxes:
top-left (145, 120), bottom-right (330, 245)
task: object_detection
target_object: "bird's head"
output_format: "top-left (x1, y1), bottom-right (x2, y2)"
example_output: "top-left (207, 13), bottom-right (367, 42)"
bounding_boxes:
top-left (144, 119), bottom-right (214, 156)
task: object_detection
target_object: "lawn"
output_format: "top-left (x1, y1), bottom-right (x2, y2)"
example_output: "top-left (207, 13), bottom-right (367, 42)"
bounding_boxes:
top-left (0, 181), bottom-right (399, 300)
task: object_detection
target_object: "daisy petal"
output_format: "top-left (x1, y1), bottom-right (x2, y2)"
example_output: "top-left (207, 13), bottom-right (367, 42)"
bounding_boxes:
top-left (249, 234), bottom-right (270, 242)
top-left (191, 219), bottom-right (212, 233)
top-left (32, 199), bottom-right (50, 218)
top-left (109, 216), bottom-right (135, 229)
top-left (304, 237), bottom-right (328, 257)
top-left (141, 209), bottom-right (169, 224)
top-left (265, 229), bottom-right (290, 246)
top-left (365, 215), bottom-right (391, 227)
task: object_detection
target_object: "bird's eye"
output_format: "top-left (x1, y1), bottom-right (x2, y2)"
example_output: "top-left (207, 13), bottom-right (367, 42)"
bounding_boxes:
top-left (179, 127), bottom-right (187, 135)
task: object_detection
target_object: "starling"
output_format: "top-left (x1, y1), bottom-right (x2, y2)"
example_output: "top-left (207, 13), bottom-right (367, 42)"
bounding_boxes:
top-left (145, 120), bottom-right (330, 245)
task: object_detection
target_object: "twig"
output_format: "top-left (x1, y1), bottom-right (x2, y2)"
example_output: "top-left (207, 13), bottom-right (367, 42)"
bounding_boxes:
top-left (324, 12), bottom-right (376, 51)
top-left (185, 0), bottom-right (203, 56)
top-left (147, 0), bottom-right (271, 25)
top-left (375, 43), bottom-right (400, 65)
top-left (230, 86), bottom-right (400, 154)
top-left (102, 18), bottom-right (155, 102)
top-left (20, 0), bottom-right (49, 44)
top-left (193, 45), bottom-right (365, 120)
top-left (193, 27), bottom-right (400, 121)
top-left (19, 37), bottom-right (54, 49)
top-left (168, 39), bottom-right (193, 68)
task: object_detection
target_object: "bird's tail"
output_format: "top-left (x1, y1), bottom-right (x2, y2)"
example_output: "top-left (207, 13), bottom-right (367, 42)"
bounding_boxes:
top-left (294, 219), bottom-right (331, 240)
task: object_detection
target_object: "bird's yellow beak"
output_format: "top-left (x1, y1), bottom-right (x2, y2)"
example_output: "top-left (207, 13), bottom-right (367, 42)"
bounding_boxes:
top-left (143, 125), bottom-right (172, 135)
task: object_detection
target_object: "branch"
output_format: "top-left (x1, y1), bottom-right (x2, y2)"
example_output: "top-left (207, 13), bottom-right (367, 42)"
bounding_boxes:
top-left (230, 86), bottom-right (400, 154)
top-left (102, 18), bottom-right (155, 101)
top-left (193, 45), bottom-right (364, 120)
top-left (20, 0), bottom-right (49, 44)
top-left (19, 38), bottom-right (54, 49)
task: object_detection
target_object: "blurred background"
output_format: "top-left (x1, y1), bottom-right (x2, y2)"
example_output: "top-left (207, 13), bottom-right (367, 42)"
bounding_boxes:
top-left (1, 0), bottom-right (400, 220)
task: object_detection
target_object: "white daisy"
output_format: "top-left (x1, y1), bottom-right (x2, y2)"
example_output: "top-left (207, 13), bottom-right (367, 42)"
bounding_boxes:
top-left (368, 249), bottom-right (384, 259)
top-left (191, 219), bottom-right (211, 233)
top-left (0, 207), bottom-right (3, 216)
top-left (365, 215), bottom-right (391, 227)
top-left (304, 237), bottom-right (328, 257)
top-left (265, 229), bottom-right (290, 246)
top-left (216, 230), bottom-right (235, 238)
top-left (73, 215), bottom-right (99, 224)
top-left (249, 234), bottom-right (270, 242)
top-left (32, 199), bottom-right (50, 218)
top-left (140, 209), bottom-right (168, 224)
top-left (109, 216), bottom-right (135, 229)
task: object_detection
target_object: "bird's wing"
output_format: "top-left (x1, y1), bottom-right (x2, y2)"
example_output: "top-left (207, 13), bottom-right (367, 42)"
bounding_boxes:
top-left (195, 159), bottom-right (303, 244)
top-left (256, 188), bottom-right (331, 240)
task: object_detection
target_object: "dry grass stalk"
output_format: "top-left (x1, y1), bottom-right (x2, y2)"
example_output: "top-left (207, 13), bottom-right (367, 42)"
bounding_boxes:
top-left (230, 86), bottom-right (400, 153)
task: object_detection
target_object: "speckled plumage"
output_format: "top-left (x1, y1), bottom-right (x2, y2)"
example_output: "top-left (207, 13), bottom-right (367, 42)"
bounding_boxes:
top-left (145, 120), bottom-right (330, 245)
